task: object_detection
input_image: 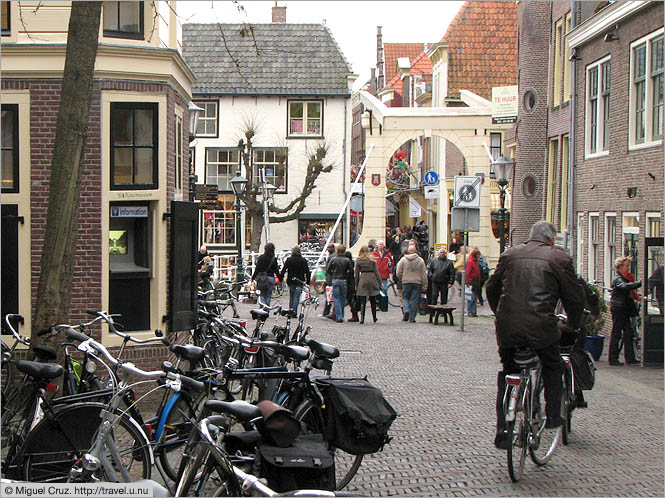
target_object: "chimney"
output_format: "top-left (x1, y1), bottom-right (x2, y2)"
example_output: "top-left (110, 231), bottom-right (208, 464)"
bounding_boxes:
top-left (272, 3), bottom-right (286, 23)
top-left (376, 26), bottom-right (384, 90)
top-left (370, 68), bottom-right (377, 95)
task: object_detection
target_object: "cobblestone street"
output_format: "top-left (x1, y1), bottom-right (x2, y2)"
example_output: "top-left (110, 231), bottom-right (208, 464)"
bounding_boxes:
top-left (239, 292), bottom-right (664, 497)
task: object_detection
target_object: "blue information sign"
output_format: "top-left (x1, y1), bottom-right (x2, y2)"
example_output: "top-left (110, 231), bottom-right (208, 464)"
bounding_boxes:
top-left (424, 171), bottom-right (439, 185)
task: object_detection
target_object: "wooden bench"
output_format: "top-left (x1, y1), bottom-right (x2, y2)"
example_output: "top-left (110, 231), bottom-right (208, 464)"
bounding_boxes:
top-left (427, 304), bottom-right (455, 326)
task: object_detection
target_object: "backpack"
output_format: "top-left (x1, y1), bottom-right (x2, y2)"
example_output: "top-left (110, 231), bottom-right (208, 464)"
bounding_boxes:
top-left (316, 377), bottom-right (397, 455)
top-left (478, 256), bottom-right (490, 283)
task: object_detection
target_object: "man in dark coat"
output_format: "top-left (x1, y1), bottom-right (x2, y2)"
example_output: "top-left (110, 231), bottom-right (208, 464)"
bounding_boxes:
top-left (427, 248), bottom-right (455, 305)
top-left (486, 221), bottom-right (584, 450)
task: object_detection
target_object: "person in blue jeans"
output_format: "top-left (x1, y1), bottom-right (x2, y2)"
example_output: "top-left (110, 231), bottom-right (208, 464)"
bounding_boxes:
top-left (280, 245), bottom-right (311, 314)
top-left (326, 244), bottom-right (352, 323)
top-left (396, 245), bottom-right (428, 322)
top-left (252, 242), bottom-right (280, 307)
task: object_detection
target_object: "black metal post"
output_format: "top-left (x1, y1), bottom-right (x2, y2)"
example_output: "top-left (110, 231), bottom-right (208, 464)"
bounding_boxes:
top-left (498, 180), bottom-right (508, 254)
top-left (235, 198), bottom-right (244, 283)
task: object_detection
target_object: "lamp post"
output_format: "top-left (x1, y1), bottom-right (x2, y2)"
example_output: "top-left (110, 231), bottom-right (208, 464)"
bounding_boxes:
top-left (187, 102), bottom-right (204, 201)
top-left (230, 170), bottom-right (248, 284)
top-left (263, 182), bottom-right (277, 243)
top-left (492, 156), bottom-right (514, 254)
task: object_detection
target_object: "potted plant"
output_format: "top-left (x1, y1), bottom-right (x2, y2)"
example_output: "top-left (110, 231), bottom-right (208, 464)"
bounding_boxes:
top-left (583, 283), bottom-right (608, 361)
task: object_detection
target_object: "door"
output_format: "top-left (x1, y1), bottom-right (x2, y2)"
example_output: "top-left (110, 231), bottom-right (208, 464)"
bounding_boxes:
top-left (169, 201), bottom-right (199, 332)
top-left (643, 237), bottom-right (664, 366)
top-left (1, 205), bottom-right (20, 334)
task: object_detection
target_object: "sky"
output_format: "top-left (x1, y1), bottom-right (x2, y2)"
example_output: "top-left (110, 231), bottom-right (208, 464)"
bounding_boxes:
top-left (177, 0), bottom-right (465, 91)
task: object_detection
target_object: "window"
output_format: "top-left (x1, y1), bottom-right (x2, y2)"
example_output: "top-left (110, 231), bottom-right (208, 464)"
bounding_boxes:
top-left (589, 214), bottom-right (599, 283)
top-left (605, 214), bottom-right (616, 288)
top-left (647, 212), bottom-right (662, 237)
top-left (489, 132), bottom-right (501, 177)
top-left (103, 1), bottom-right (143, 39)
top-left (586, 57), bottom-right (610, 156)
top-left (553, 19), bottom-right (563, 108)
top-left (576, 212), bottom-right (584, 275)
top-left (623, 213), bottom-right (640, 278)
top-left (1, 104), bottom-right (18, 193)
top-left (202, 196), bottom-right (236, 246)
top-left (206, 148), bottom-right (239, 191)
top-left (253, 148), bottom-right (287, 192)
top-left (523, 91), bottom-right (537, 112)
top-left (563, 13), bottom-right (571, 103)
top-left (630, 30), bottom-right (664, 148)
top-left (194, 101), bottom-right (218, 137)
top-left (288, 100), bottom-right (322, 137)
top-left (111, 103), bottom-right (158, 190)
top-left (546, 138), bottom-right (558, 223)
top-left (1, 1), bottom-right (10, 35)
top-left (560, 135), bottom-right (569, 231)
top-left (175, 114), bottom-right (184, 195)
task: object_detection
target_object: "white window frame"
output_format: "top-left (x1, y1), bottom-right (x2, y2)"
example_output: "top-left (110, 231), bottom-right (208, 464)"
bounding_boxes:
top-left (193, 100), bottom-right (218, 138)
top-left (576, 212), bottom-right (584, 275)
top-left (629, 28), bottom-right (664, 150)
top-left (206, 148), bottom-right (239, 192)
top-left (585, 55), bottom-right (611, 158)
top-left (646, 212), bottom-right (663, 237)
top-left (588, 213), bottom-right (600, 283)
top-left (287, 100), bottom-right (323, 138)
top-left (604, 212), bottom-right (617, 289)
top-left (622, 212), bottom-right (640, 278)
top-left (253, 148), bottom-right (288, 193)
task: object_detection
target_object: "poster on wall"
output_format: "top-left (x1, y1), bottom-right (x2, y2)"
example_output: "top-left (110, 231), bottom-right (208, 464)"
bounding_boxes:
top-left (298, 219), bottom-right (343, 246)
top-left (409, 196), bottom-right (422, 218)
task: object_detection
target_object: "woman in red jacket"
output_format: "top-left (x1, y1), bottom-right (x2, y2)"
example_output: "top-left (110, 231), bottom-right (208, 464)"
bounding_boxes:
top-left (465, 248), bottom-right (481, 317)
top-left (372, 240), bottom-right (394, 295)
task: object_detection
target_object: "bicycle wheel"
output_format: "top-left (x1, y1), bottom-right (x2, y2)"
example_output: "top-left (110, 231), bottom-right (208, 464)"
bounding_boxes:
top-left (294, 399), bottom-right (363, 490)
top-left (158, 393), bottom-right (199, 482)
top-left (386, 283), bottom-right (401, 307)
top-left (529, 382), bottom-right (561, 466)
top-left (23, 402), bottom-right (151, 482)
top-left (561, 370), bottom-right (571, 446)
top-left (506, 386), bottom-right (528, 483)
top-left (1, 380), bottom-right (36, 478)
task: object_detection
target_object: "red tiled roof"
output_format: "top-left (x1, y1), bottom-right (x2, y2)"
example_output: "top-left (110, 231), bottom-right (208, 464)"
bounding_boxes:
top-left (441, 1), bottom-right (517, 101)
top-left (382, 43), bottom-right (429, 85)
top-left (410, 51), bottom-right (433, 77)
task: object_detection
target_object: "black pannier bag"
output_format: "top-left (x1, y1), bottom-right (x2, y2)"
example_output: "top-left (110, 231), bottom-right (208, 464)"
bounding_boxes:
top-left (317, 377), bottom-right (397, 455)
top-left (570, 348), bottom-right (596, 391)
top-left (258, 434), bottom-right (335, 492)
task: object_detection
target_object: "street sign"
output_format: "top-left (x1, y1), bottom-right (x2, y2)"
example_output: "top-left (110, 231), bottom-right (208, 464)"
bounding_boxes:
top-left (424, 171), bottom-right (439, 185)
top-left (454, 176), bottom-right (481, 208)
top-left (194, 184), bottom-right (219, 201)
top-left (424, 185), bottom-right (440, 199)
top-left (451, 207), bottom-right (480, 232)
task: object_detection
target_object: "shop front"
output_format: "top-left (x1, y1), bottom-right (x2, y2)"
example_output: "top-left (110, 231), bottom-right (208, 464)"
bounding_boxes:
top-left (298, 213), bottom-right (344, 247)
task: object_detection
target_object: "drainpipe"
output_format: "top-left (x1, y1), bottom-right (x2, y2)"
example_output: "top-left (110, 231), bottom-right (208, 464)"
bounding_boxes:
top-left (567, 0), bottom-right (577, 258)
top-left (343, 96), bottom-right (348, 245)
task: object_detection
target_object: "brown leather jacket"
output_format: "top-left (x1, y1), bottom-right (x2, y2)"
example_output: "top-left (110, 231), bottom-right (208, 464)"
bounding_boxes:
top-left (486, 234), bottom-right (585, 350)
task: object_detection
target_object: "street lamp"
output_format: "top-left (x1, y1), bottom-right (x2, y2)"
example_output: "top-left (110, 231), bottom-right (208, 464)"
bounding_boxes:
top-left (262, 181), bottom-right (277, 243)
top-left (188, 102), bottom-right (204, 141)
top-left (493, 156), bottom-right (514, 254)
top-left (188, 102), bottom-right (204, 201)
top-left (230, 170), bottom-right (248, 283)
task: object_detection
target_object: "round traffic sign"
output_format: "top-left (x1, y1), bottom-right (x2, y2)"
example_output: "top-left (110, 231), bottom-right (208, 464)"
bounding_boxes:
top-left (424, 171), bottom-right (439, 185)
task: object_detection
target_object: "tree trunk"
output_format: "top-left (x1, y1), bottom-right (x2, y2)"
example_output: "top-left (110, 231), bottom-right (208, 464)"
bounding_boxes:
top-left (32, 2), bottom-right (101, 342)
top-left (249, 213), bottom-right (265, 253)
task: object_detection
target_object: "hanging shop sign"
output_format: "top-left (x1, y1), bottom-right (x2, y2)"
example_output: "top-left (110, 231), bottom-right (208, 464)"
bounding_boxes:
top-left (409, 196), bottom-right (422, 218)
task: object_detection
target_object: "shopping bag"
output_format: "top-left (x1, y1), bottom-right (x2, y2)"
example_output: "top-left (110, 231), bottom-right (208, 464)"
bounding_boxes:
top-left (325, 285), bottom-right (334, 304)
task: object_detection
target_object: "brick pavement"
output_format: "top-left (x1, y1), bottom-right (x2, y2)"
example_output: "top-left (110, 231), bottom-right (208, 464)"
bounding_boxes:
top-left (237, 290), bottom-right (664, 497)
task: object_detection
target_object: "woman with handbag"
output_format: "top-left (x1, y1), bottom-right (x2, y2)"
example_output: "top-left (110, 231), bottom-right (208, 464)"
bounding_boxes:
top-left (252, 242), bottom-right (280, 306)
top-left (354, 245), bottom-right (382, 324)
top-left (608, 256), bottom-right (642, 366)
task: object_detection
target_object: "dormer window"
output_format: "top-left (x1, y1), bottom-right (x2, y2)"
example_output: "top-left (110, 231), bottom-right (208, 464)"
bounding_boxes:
top-left (103, 1), bottom-right (144, 40)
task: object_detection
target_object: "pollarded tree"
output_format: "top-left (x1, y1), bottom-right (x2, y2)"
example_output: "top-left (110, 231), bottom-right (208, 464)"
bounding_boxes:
top-left (236, 125), bottom-right (336, 253)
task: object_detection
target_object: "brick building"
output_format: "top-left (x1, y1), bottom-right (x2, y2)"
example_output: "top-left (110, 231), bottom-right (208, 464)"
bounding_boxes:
top-left (1, 2), bottom-right (196, 366)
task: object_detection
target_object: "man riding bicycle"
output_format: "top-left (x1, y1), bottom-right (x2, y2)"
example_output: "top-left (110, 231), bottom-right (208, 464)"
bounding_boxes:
top-left (486, 221), bottom-right (585, 450)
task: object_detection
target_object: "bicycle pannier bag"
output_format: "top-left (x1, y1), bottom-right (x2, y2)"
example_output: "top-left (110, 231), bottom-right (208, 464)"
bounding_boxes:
top-left (258, 434), bottom-right (335, 492)
top-left (570, 349), bottom-right (596, 391)
top-left (317, 377), bottom-right (397, 455)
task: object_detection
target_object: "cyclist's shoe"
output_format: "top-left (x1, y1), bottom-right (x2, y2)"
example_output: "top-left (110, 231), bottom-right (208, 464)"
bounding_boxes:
top-left (544, 416), bottom-right (564, 429)
top-left (627, 359), bottom-right (640, 365)
top-left (609, 360), bottom-right (624, 366)
top-left (494, 431), bottom-right (509, 450)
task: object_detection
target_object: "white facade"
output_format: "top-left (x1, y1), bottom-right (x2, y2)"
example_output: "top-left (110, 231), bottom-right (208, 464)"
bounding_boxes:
top-left (191, 95), bottom-right (352, 253)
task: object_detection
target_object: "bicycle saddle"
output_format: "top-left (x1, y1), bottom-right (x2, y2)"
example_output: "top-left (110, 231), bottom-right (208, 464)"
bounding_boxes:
top-left (303, 338), bottom-right (340, 359)
top-left (278, 309), bottom-right (297, 318)
top-left (204, 399), bottom-right (262, 423)
top-left (33, 344), bottom-right (57, 362)
top-left (16, 360), bottom-right (63, 380)
top-left (250, 309), bottom-right (270, 321)
top-left (170, 344), bottom-right (205, 363)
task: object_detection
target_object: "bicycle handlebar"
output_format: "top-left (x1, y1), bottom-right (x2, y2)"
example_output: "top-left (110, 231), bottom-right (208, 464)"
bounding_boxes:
top-left (3, 314), bottom-right (29, 345)
top-left (85, 309), bottom-right (167, 345)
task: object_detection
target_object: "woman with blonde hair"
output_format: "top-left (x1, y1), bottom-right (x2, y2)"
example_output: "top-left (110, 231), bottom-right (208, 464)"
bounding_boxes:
top-left (608, 256), bottom-right (642, 366)
top-left (354, 245), bottom-right (382, 323)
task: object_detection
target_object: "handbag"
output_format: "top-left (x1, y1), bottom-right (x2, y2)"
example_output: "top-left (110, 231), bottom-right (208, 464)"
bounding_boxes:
top-left (325, 285), bottom-right (334, 304)
top-left (255, 271), bottom-right (268, 288)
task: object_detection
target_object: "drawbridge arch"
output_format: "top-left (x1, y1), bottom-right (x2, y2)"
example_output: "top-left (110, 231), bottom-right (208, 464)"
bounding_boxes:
top-left (351, 90), bottom-right (512, 265)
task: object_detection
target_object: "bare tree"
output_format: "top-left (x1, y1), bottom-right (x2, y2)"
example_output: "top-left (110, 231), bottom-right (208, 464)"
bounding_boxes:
top-left (236, 125), bottom-right (335, 252)
top-left (32, 2), bottom-right (101, 341)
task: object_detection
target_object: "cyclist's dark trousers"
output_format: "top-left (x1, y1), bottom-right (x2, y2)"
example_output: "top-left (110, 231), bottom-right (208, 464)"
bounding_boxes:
top-left (608, 307), bottom-right (636, 363)
top-left (496, 342), bottom-right (564, 429)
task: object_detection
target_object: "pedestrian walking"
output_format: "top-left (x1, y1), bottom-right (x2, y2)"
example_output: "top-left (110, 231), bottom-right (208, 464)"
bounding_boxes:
top-left (321, 243), bottom-right (336, 318)
top-left (428, 248), bottom-right (455, 305)
top-left (486, 220), bottom-right (584, 449)
top-left (372, 240), bottom-right (394, 296)
top-left (252, 242), bottom-right (280, 306)
top-left (608, 256), bottom-right (642, 366)
top-left (354, 245), bottom-right (382, 324)
top-left (327, 244), bottom-right (352, 323)
top-left (345, 250), bottom-right (360, 322)
top-left (465, 248), bottom-right (482, 316)
top-left (476, 248), bottom-right (490, 306)
top-left (396, 244), bottom-right (427, 323)
top-left (280, 246), bottom-right (311, 315)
